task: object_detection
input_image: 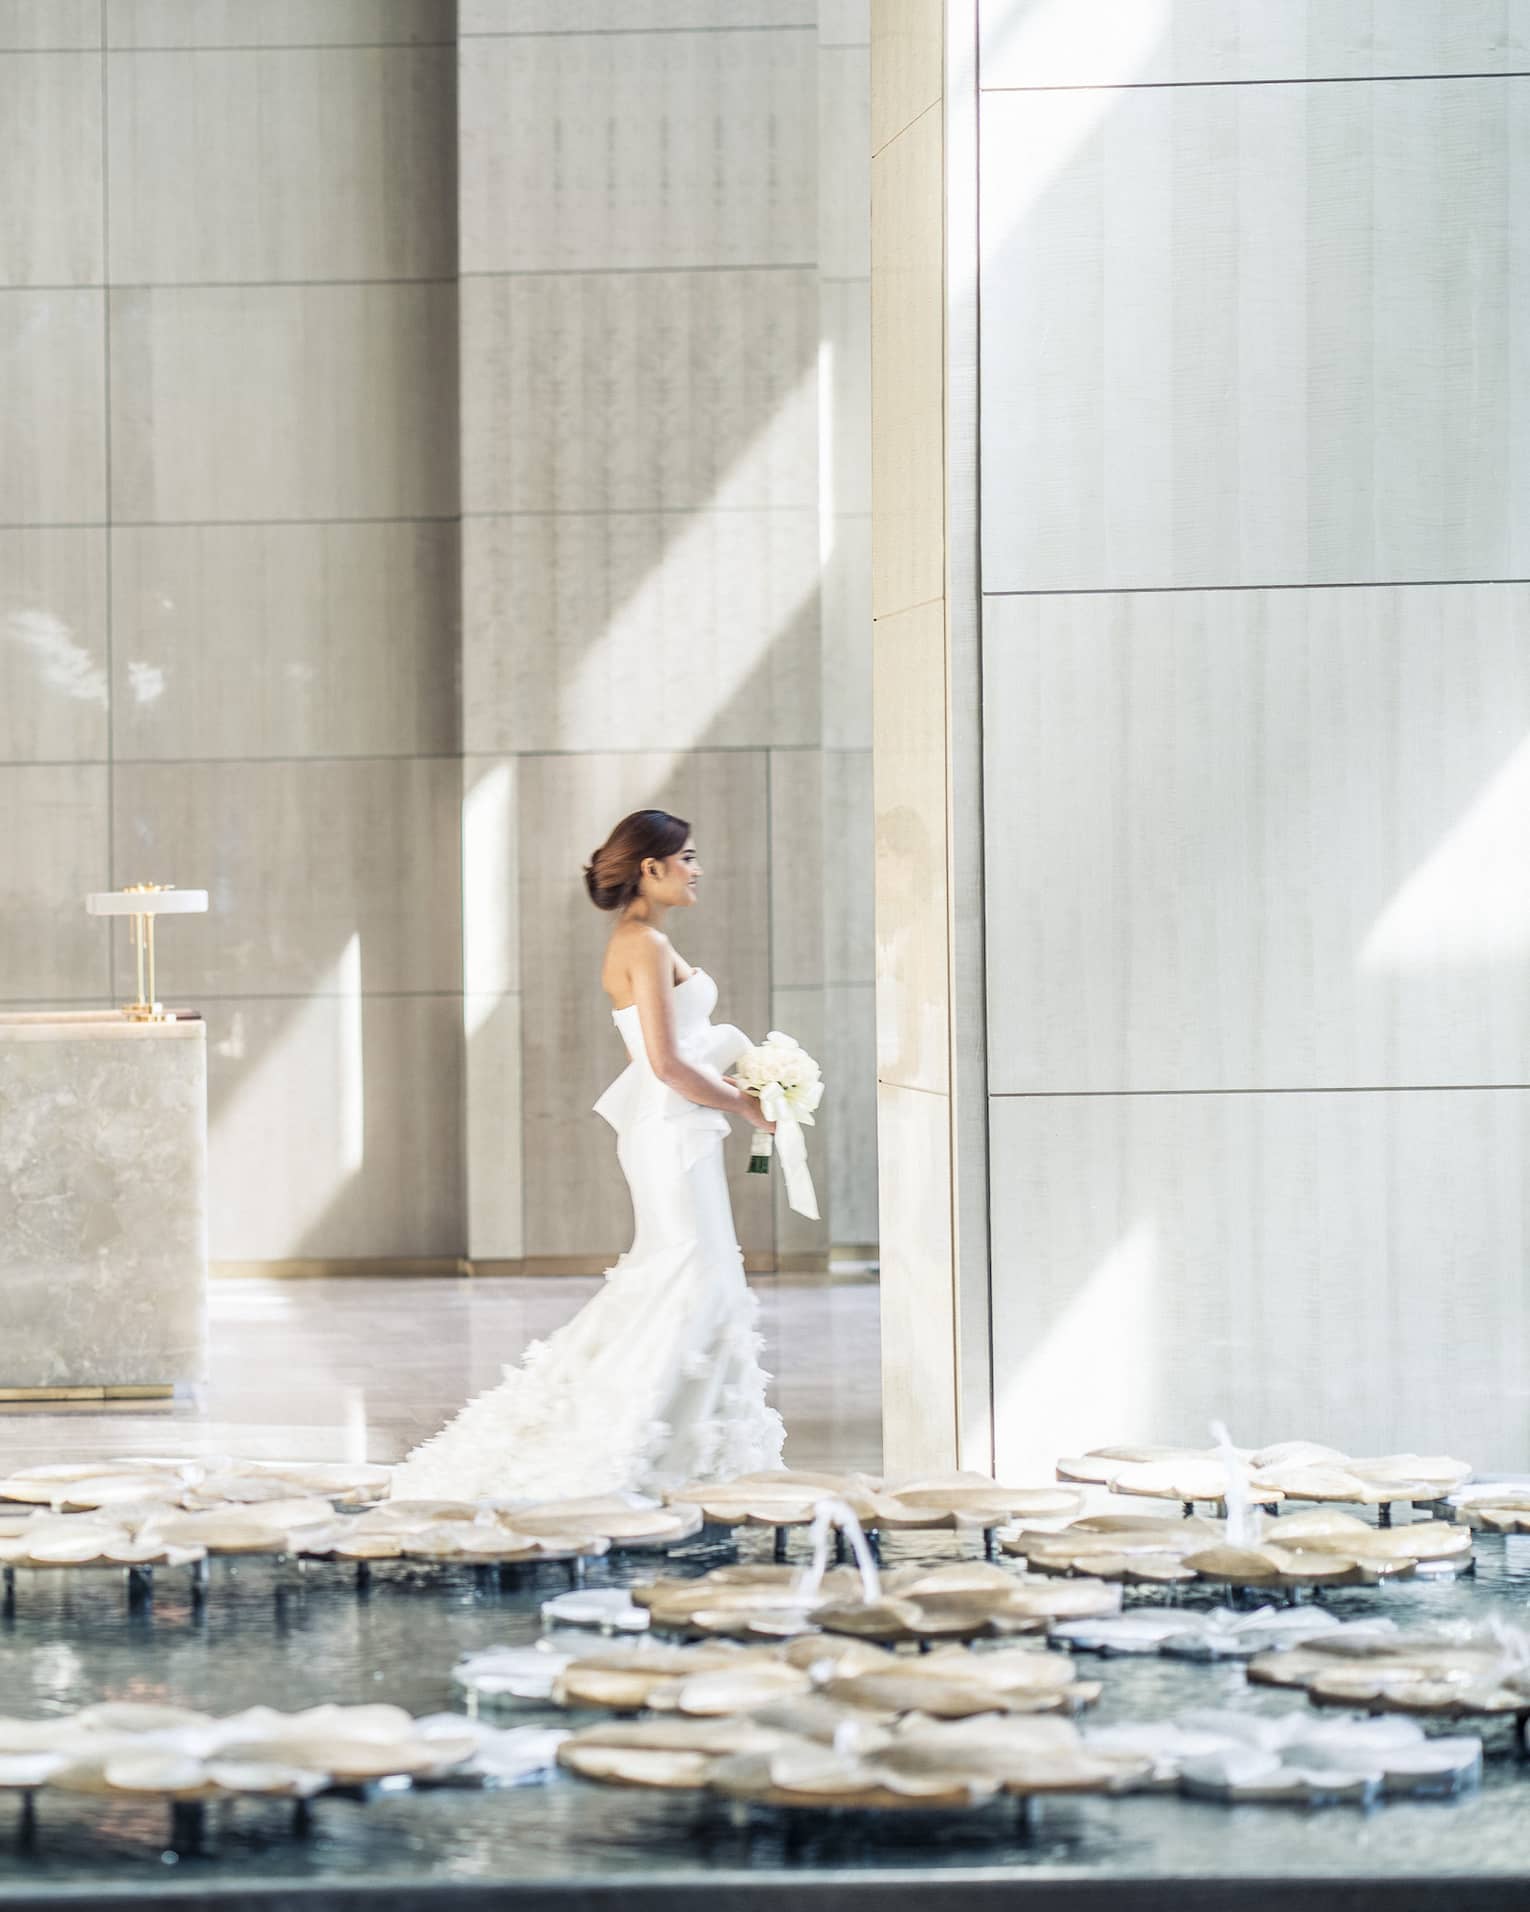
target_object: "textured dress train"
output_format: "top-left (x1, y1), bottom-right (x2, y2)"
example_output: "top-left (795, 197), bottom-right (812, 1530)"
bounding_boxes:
top-left (392, 970), bottom-right (785, 1502)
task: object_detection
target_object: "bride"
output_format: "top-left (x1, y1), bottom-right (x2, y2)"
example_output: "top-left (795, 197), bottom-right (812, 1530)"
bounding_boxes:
top-left (393, 809), bottom-right (787, 1502)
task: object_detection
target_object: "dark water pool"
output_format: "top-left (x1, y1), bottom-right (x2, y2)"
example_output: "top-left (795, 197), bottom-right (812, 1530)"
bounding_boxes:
top-left (0, 1526), bottom-right (1528, 1906)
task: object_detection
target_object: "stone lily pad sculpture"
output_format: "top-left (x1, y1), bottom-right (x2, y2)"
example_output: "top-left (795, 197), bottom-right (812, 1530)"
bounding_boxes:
top-left (0, 1497), bottom-right (343, 1571)
top-left (1247, 1626), bottom-right (1530, 1740)
top-left (633, 1558), bottom-right (1119, 1643)
top-left (560, 1710), bottom-right (1141, 1808)
top-left (0, 1702), bottom-right (563, 1810)
top-left (715, 1715), bottom-right (1146, 1810)
top-left (662, 1469), bottom-right (1083, 1548)
top-left (539, 1587), bottom-right (651, 1633)
top-left (1446, 1484), bottom-right (1530, 1535)
top-left (502, 1495), bottom-right (703, 1550)
top-left (0, 1458), bottom-right (390, 1512)
top-left (454, 1643), bottom-right (576, 1707)
top-left (551, 1644), bottom-right (808, 1716)
top-left (1084, 1709), bottom-right (1481, 1804)
top-left (0, 1515), bottom-right (206, 1571)
top-left (556, 1714), bottom-right (790, 1791)
top-left (1007, 1511), bottom-right (1471, 1590)
top-left (1052, 1605), bottom-right (1388, 1662)
top-left (1056, 1443), bottom-right (1472, 1516)
top-left (545, 1629), bottom-right (1098, 1724)
top-left (810, 1641), bottom-right (1099, 1719)
top-left (297, 1502), bottom-right (609, 1567)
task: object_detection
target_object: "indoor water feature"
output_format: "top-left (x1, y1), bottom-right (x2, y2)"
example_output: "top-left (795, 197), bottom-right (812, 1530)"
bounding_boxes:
top-left (2, 1517), bottom-right (1529, 1906)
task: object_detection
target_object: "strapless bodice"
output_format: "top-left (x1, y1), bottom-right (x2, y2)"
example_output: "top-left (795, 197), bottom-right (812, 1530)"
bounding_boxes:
top-left (595, 969), bottom-right (748, 1158)
top-left (611, 967), bottom-right (718, 1061)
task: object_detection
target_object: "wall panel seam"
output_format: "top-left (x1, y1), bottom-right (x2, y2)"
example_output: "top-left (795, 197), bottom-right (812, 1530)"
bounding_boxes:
top-left (983, 579), bottom-right (1530, 597)
top-left (978, 70), bottom-right (1530, 95)
top-left (988, 1085), bottom-right (1530, 1098)
top-left (871, 93), bottom-right (940, 162)
top-left (98, 0), bottom-right (113, 987)
top-left (105, 41), bottom-right (458, 53)
top-left (461, 264), bottom-right (815, 278)
top-left (873, 593), bottom-right (946, 621)
top-left (101, 277), bottom-right (460, 290)
top-left (459, 26), bottom-right (814, 41)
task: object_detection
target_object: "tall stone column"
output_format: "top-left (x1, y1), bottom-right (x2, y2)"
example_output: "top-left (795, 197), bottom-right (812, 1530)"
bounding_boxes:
top-left (871, 0), bottom-right (990, 1473)
top-left (875, 0), bottom-right (1530, 1480)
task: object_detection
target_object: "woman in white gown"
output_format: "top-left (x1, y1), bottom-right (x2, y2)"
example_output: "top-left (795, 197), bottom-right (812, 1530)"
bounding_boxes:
top-left (393, 809), bottom-right (786, 1503)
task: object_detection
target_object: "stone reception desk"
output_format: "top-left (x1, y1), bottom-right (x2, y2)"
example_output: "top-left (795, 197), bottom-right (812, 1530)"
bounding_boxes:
top-left (0, 1012), bottom-right (207, 1398)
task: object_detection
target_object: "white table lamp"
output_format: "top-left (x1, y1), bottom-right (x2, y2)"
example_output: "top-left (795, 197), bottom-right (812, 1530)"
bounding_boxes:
top-left (85, 883), bottom-right (210, 1020)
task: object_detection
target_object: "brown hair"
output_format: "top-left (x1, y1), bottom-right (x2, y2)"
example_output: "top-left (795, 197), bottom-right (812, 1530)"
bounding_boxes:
top-left (584, 809), bottom-right (691, 913)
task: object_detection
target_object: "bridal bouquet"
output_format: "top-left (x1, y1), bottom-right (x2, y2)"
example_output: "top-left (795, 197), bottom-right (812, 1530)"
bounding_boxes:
top-left (733, 1032), bottom-right (823, 1221)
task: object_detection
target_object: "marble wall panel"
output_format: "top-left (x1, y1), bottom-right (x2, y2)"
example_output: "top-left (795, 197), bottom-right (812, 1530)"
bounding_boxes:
top-left (820, 0), bottom-right (870, 47)
top-left (461, 756), bottom-right (519, 998)
top-left (989, 1089), bottom-right (1530, 1479)
top-left (877, 1078), bottom-right (956, 1470)
top-left (461, 510), bottom-right (818, 755)
top-left (0, 2), bottom-right (98, 49)
top-left (460, 269), bottom-right (817, 516)
top-left (460, 28), bottom-right (814, 273)
top-left (461, 2), bottom-right (813, 28)
top-left (465, 990), bottom-right (523, 1262)
top-left (826, 980), bottom-right (877, 1245)
top-left (820, 512), bottom-right (872, 751)
top-left (818, 41), bottom-right (871, 279)
top-left (979, 0), bottom-right (1530, 90)
top-left (0, 54), bottom-right (103, 287)
top-left (0, 291), bottom-right (106, 525)
top-left (109, 283), bottom-right (458, 523)
top-left (984, 584), bottom-right (1530, 1094)
top-left (205, 991), bottom-right (464, 1260)
top-left (870, 104), bottom-right (943, 619)
top-left (110, 523), bottom-right (460, 760)
top-left (824, 747), bottom-right (872, 984)
top-left (873, 599), bottom-right (948, 1096)
top-left (980, 78), bottom-right (1530, 593)
top-left (0, 530), bottom-right (108, 761)
top-left (768, 748), bottom-right (824, 990)
top-left (820, 277), bottom-right (870, 523)
top-left (0, 765), bottom-right (109, 1000)
top-left (107, 1), bottom-right (450, 47)
top-left (106, 46), bottom-right (455, 284)
top-left (870, 0), bottom-right (941, 154)
top-left (517, 749), bottom-right (772, 1260)
top-left (111, 759), bottom-right (462, 998)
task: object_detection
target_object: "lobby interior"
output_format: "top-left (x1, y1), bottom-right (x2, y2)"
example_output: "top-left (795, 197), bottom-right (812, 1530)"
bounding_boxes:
top-left (4, 1), bottom-right (1530, 1905)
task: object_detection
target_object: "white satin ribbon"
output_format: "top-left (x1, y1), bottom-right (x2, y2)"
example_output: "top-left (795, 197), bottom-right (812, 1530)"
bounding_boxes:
top-left (759, 1086), bottom-right (819, 1221)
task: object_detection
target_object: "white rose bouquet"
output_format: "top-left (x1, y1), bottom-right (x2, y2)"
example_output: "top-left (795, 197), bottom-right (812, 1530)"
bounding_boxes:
top-left (732, 1031), bottom-right (824, 1220)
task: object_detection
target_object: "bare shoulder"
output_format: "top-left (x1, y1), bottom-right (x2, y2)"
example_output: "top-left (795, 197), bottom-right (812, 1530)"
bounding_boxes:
top-left (602, 922), bottom-right (671, 1002)
top-left (618, 923), bottom-right (671, 967)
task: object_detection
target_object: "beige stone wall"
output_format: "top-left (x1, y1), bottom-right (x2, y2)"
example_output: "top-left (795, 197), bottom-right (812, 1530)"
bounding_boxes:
top-left (0, 0), bottom-right (465, 1264)
top-left (1, 0), bottom-right (877, 1268)
top-left (458, 0), bottom-right (876, 1271)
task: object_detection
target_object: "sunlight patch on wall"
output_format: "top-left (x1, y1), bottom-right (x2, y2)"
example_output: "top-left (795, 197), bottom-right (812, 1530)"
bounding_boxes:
top-left (208, 934), bottom-right (365, 1258)
top-left (997, 1217), bottom-right (1159, 1479)
top-left (1360, 734), bottom-right (1530, 972)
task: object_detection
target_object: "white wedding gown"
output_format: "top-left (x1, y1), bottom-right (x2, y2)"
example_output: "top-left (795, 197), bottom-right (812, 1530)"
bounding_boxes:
top-left (392, 970), bottom-right (785, 1502)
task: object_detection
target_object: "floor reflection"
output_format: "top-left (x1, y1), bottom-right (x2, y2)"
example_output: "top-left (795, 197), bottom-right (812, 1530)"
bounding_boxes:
top-left (0, 1273), bottom-right (882, 1478)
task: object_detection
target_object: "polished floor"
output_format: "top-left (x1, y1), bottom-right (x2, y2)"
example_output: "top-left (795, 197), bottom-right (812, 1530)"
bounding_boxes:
top-left (0, 1273), bottom-right (882, 1479)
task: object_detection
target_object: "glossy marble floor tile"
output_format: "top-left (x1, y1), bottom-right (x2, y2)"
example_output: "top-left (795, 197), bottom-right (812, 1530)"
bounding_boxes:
top-left (0, 1274), bottom-right (882, 1478)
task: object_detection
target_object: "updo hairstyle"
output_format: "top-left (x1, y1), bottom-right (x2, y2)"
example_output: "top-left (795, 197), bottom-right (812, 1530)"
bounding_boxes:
top-left (583, 809), bottom-right (691, 913)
